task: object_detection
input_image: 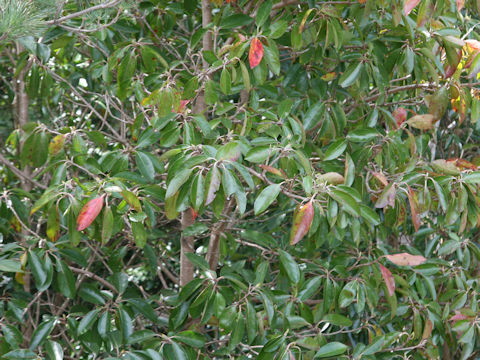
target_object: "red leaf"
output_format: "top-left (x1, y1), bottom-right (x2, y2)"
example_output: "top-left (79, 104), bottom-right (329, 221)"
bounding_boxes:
top-left (189, 207), bottom-right (198, 221)
top-left (249, 38), bottom-right (264, 69)
top-left (76, 195), bottom-right (105, 231)
top-left (290, 200), bottom-right (314, 245)
top-left (457, 0), bottom-right (465, 11)
top-left (404, 0), bottom-right (421, 15)
top-left (385, 252), bottom-right (427, 266)
top-left (407, 185), bottom-right (420, 232)
top-left (393, 107), bottom-right (407, 127)
top-left (379, 264), bottom-right (395, 297)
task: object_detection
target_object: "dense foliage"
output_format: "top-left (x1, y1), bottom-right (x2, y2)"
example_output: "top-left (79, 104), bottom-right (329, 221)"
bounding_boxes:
top-left (2, 0), bottom-right (480, 359)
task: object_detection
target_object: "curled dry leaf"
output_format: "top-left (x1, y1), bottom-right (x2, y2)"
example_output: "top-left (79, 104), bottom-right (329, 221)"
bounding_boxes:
top-left (249, 37), bottom-right (264, 69)
top-left (76, 195), bottom-right (105, 231)
top-left (290, 200), bottom-right (314, 245)
top-left (379, 264), bottom-right (395, 297)
top-left (374, 184), bottom-right (396, 209)
top-left (385, 252), bottom-right (427, 266)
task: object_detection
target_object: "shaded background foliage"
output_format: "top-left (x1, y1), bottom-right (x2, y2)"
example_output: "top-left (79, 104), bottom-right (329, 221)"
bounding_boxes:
top-left (1, 0), bottom-right (480, 359)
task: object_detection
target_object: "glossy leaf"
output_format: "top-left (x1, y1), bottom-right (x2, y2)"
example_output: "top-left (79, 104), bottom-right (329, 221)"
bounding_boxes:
top-left (76, 195), bottom-right (105, 231)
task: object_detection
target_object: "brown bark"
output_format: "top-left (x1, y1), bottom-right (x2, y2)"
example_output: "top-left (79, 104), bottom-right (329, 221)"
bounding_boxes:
top-left (179, 209), bottom-right (196, 287)
top-left (13, 43), bottom-right (33, 346)
top-left (179, 0), bottom-right (214, 287)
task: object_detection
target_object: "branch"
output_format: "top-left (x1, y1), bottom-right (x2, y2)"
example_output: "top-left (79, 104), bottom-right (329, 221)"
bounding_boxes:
top-left (0, 152), bottom-right (47, 190)
top-left (45, 0), bottom-right (122, 25)
top-left (70, 266), bottom-right (118, 293)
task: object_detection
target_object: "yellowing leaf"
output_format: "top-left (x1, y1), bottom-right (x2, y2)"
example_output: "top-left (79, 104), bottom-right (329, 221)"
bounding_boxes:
top-left (48, 134), bottom-right (66, 155)
top-left (249, 37), bottom-right (264, 69)
top-left (317, 172), bottom-right (345, 185)
top-left (290, 200), bottom-right (314, 245)
top-left (406, 114), bottom-right (435, 130)
top-left (430, 159), bottom-right (461, 175)
top-left (379, 264), bottom-right (395, 297)
top-left (385, 253), bottom-right (427, 266)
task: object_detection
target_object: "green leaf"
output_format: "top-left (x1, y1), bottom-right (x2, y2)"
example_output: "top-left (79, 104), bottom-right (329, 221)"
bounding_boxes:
top-left (119, 306), bottom-right (133, 343)
top-left (77, 309), bottom-right (100, 334)
top-left (254, 184), bottom-right (281, 215)
top-left (136, 151), bottom-right (155, 182)
top-left (0, 259), bottom-right (22, 272)
top-left (127, 298), bottom-right (158, 323)
top-left (1, 324), bottom-right (23, 347)
top-left (102, 205), bottom-right (114, 244)
top-left (56, 260), bottom-right (76, 299)
top-left (185, 253), bottom-right (210, 271)
top-left (463, 172), bottom-right (480, 184)
top-left (278, 249), bottom-right (300, 284)
top-left (28, 250), bottom-right (47, 288)
top-left (220, 68), bottom-right (231, 95)
top-left (322, 314), bottom-right (353, 327)
top-left (298, 276), bottom-right (322, 301)
top-left (166, 168), bottom-right (193, 199)
top-left (170, 342), bottom-right (187, 360)
top-left (220, 14), bottom-right (253, 29)
top-left (303, 102), bottom-right (325, 131)
top-left (30, 318), bottom-right (55, 350)
top-left (256, 0), bottom-right (272, 27)
top-left (339, 63), bottom-right (363, 88)
top-left (264, 40), bottom-right (280, 75)
top-left (245, 146), bottom-right (272, 163)
top-left (315, 342), bottom-right (348, 358)
top-left (174, 331), bottom-right (206, 348)
top-left (45, 341), bottom-right (63, 360)
top-left (131, 221), bottom-right (147, 248)
top-left (3, 349), bottom-right (37, 359)
top-left (329, 188), bottom-right (360, 217)
top-left (324, 139), bottom-right (347, 161)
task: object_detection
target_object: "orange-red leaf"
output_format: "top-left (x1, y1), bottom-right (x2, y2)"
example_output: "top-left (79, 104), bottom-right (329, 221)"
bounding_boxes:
top-left (379, 264), bottom-right (395, 297)
top-left (385, 252), bottom-right (427, 266)
top-left (76, 195), bottom-right (105, 231)
top-left (290, 200), bottom-right (314, 245)
top-left (393, 107), bottom-right (407, 127)
top-left (404, 0), bottom-right (421, 15)
top-left (249, 38), bottom-right (264, 69)
top-left (407, 185), bottom-right (420, 232)
top-left (259, 164), bottom-right (287, 179)
top-left (457, 0), bottom-right (465, 11)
